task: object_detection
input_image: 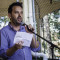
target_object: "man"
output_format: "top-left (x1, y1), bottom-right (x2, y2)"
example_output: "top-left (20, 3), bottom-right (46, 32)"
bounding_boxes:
top-left (0, 2), bottom-right (40, 60)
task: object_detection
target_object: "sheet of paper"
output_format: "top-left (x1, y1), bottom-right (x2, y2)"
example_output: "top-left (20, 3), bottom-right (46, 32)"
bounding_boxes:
top-left (14, 32), bottom-right (33, 47)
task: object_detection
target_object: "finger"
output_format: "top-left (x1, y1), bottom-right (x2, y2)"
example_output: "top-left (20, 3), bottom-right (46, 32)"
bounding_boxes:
top-left (19, 41), bottom-right (23, 45)
top-left (25, 25), bottom-right (29, 32)
top-left (28, 24), bottom-right (34, 31)
top-left (21, 41), bottom-right (24, 44)
top-left (25, 24), bottom-right (34, 33)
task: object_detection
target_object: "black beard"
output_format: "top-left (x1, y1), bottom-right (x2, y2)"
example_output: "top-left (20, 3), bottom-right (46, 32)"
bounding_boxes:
top-left (11, 16), bottom-right (22, 26)
top-left (13, 20), bottom-right (20, 26)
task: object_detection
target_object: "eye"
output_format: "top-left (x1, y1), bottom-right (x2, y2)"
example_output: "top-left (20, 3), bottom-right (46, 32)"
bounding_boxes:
top-left (14, 11), bottom-right (19, 14)
top-left (21, 11), bottom-right (23, 14)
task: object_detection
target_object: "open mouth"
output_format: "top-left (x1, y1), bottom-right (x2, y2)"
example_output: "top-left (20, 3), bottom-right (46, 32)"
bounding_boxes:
top-left (17, 18), bottom-right (22, 22)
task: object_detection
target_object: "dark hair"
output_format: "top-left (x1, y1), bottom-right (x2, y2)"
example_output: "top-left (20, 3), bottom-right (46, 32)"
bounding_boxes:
top-left (8, 2), bottom-right (23, 13)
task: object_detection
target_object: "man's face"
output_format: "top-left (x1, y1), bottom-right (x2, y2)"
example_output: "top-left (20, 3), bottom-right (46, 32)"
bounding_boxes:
top-left (9, 6), bottom-right (23, 26)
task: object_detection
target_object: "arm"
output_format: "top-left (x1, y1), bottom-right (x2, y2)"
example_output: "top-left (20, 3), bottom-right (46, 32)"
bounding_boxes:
top-left (6, 42), bottom-right (23, 56)
top-left (31, 35), bottom-right (39, 48)
top-left (1, 29), bottom-right (23, 57)
top-left (25, 24), bottom-right (39, 48)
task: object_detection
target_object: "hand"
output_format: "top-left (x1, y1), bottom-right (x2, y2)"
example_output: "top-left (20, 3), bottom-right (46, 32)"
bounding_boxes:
top-left (25, 24), bottom-right (34, 33)
top-left (14, 41), bottom-right (24, 49)
top-left (6, 41), bottom-right (24, 56)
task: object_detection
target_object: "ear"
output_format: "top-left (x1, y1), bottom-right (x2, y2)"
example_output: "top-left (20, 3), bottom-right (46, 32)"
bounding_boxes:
top-left (8, 13), bottom-right (11, 19)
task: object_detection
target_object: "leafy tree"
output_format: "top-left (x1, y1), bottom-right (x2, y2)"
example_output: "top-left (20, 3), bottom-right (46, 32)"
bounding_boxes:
top-left (0, 16), bottom-right (10, 28)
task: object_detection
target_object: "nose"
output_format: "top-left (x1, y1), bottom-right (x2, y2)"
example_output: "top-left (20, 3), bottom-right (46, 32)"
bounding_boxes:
top-left (18, 13), bottom-right (21, 17)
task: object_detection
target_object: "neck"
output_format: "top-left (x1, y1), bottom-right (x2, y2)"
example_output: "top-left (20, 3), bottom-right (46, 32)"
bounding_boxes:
top-left (10, 22), bottom-right (20, 31)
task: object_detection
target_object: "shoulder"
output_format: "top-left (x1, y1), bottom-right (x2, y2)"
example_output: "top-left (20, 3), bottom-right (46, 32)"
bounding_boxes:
top-left (1, 25), bottom-right (8, 30)
top-left (0, 25), bottom-right (9, 33)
